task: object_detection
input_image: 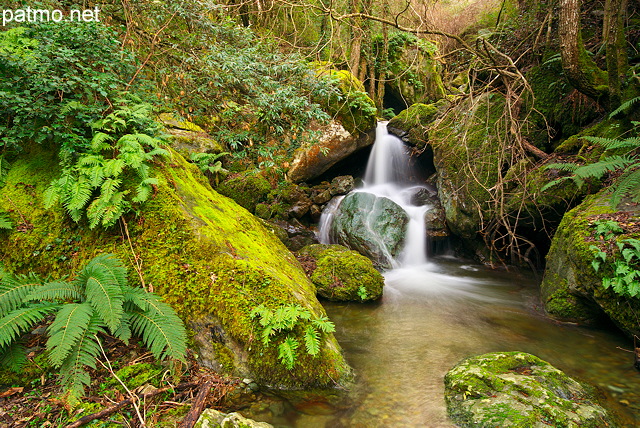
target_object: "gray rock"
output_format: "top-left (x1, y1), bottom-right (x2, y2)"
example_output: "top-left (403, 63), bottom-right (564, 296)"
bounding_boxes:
top-left (329, 175), bottom-right (355, 196)
top-left (330, 192), bottom-right (408, 268)
top-left (195, 409), bottom-right (273, 428)
top-left (444, 351), bottom-right (616, 428)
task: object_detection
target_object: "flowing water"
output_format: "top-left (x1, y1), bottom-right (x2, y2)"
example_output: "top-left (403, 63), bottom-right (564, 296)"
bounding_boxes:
top-left (257, 123), bottom-right (640, 427)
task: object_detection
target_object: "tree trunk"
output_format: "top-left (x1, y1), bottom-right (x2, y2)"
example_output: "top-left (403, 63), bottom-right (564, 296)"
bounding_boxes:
top-left (558, 0), bottom-right (609, 103)
top-left (603, 0), bottom-right (629, 109)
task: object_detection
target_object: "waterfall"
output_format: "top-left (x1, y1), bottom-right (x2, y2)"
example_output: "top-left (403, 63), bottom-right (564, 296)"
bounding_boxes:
top-left (319, 122), bottom-right (430, 268)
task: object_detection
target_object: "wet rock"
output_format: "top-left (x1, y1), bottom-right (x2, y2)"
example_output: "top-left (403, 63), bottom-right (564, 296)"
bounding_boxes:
top-left (297, 244), bottom-right (384, 302)
top-left (329, 175), bottom-right (355, 196)
top-left (444, 351), bottom-right (617, 428)
top-left (195, 409), bottom-right (273, 428)
top-left (410, 186), bottom-right (439, 206)
top-left (287, 120), bottom-right (374, 183)
top-left (270, 219), bottom-right (317, 252)
top-left (425, 205), bottom-right (449, 239)
top-left (313, 189), bottom-right (332, 205)
top-left (330, 192), bottom-right (408, 268)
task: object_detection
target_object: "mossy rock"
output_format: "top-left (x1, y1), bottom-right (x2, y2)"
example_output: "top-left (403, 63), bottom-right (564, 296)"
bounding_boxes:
top-left (216, 171), bottom-right (273, 214)
top-left (0, 146), bottom-right (352, 390)
top-left (158, 112), bottom-right (225, 157)
top-left (428, 93), bottom-right (506, 239)
top-left (387, 102), bottom-right (442, 149)
top-left (300, 244), bottom-right (384, 302)
top-left (195, 408), bottom-right (273, 428)
top-left (311, 62), bottom-right (377, 135)
top-left (540, 190), bottom-right (640, 336)
top-left (444, 352), bottom-right (616, 428)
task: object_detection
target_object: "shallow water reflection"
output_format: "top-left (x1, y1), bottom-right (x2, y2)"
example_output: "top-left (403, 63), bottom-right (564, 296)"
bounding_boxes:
top-left (265, 258), bottom-right (640, 427)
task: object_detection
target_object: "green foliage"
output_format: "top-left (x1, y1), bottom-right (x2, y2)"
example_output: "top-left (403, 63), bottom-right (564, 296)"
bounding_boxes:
top-left (44, 102), bottom-right (168, 229)
top-left (190, 152), bottom-right (229, 185)
top-left (0, 21), bottom-right (137, 153)
top-left (0, 254), bottom-right (187, 404)
top-left (589, 220), bottom-right (640, 297)
top-left (357, 286), bottom-right (368, 301)
top-left (250, 303), bottom-right (335, 370)
top-left (543, 130), bottom-right (640, 207)
top-left (0, 212), bottom-right (12, 230)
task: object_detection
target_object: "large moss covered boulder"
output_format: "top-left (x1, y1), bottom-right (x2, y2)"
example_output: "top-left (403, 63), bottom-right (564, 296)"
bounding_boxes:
top-left (329, 192), bottom-right (408, 268)
top-left (195, 409), bottom-right (273, 428)
top-left (428, 93), bottom-right (507, 239)
top-left (540, 191), bottom-right (640, 335)
top-left (298, 244), bottom-right (384, 302)
top-left (0, 147), bottom-right (352, 390)
top-left (444, 352), bottom-right (616, 428)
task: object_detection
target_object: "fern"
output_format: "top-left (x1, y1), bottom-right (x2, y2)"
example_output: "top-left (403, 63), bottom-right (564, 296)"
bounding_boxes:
top-left (251, 303), bottom-right (334, 369)
top-left (544, 129), bottom-right (640, 206)
top-left (0, 212), bottom-right (13, 230)
top-left (609, 96), bottom-right (640, 118)
top-left (0, 341), bottom-right (28, 372)
top-left (0, 254), bottom-right (187, 403)
top-left (46, 103), bottom-right (168, 229)
top-left (278, 337), bottom-right (299, 370)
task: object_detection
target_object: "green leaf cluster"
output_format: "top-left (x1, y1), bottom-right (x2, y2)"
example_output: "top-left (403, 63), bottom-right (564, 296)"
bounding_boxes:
top-left (190, 152), bottom-right (230, 185)
top-left (543, 130), bottom-right (640, 207)
top-left (250, 304), bottom-right (335, 370)
top-left (0, 254), bottom-right (187, 403)
top-left (44, 102), bottom-right (168, 229)
top-left (589, 220), bottom-right (640, 297)
top-left (0, 21), bottom-right (137, 153)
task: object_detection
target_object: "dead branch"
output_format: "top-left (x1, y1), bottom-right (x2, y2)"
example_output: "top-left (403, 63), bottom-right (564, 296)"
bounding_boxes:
top-left (178, 380), bottom-right (214, 428)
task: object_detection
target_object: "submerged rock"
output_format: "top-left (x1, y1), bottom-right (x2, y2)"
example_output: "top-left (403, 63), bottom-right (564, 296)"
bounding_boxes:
top-left (444, 352), bottom-right (616, 428)
top-left (195, 409), bottom-right (273, 428)
top-left (298, 244), bottom-right (384, 302)
top-left (330, 192), bottom-right (408, 268)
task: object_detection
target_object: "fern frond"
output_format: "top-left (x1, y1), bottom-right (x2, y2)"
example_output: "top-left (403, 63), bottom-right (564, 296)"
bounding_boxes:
top-left (303, 325), bottom-right (320, 356)
top-left (583, 136), bottom-right (640, 151)
top-left (278, 337), bottom-right (299, 370)
top-left (129, 309), bottom-right (187, 362)
top-left (91, 132), bottom-right (115, 152)
top-left (46, 302), bottom-right (94, 367)
top-left (122, 285), bottom-right (173, 317)
top-left (102, 158), bottom-right (125, 178)
top-left (0, 341), bottom-right (27, 372)
top-left (77, 154), bottom-right (104, 169)
top-left (112, 314), bottom-right (132, 344)
top-left (609, 96), bottom-right (640, 118)
top-left (0, 212), bottom-right (13, 230)
top-left (0, 272), bottom-right (44, 317)
top-left (74, 254), bottom-right (125, 333)
top-left (57, 314), bottom-right (104, 404)
top-left (0, 304), bottom-right (59, 348)
top-left (311, 316), bottom-right (335, 333)
top-left (573, 155), bottom-right (634, 180)
top-left (60, 101), bottom-right (87, 116)
top-left (544, 162), bottom-right (580, 172)
top-left (610, 168), bottom-right (640, 206)
top-left (87, 191), bottom-right (127, 229)
top-left (64, 177), bottom-right (93, 219)
top-left (25, 280), bottom-right (82, 303)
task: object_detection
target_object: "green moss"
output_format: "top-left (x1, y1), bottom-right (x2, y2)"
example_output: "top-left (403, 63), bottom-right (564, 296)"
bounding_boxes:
top-left (310, 247), bottom-right (384, 302)
top-left (311, 62), bottom-right (377, 134)
top-left (107, 362), bottom-right (165, 393)
top-left (387, 102), bottom-right (440, 149)
top-left (0, 147), bottom-right (352, 390)
top-left (429, 93), bottom-right (506, 238)
top-left (215, 171), bottom-right (273, 213)
top-left (444, 352), bottom-right (615, 428)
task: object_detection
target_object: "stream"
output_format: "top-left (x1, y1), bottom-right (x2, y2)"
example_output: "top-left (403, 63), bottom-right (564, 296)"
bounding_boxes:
top-left (256, 123), bottom-right (640, 427)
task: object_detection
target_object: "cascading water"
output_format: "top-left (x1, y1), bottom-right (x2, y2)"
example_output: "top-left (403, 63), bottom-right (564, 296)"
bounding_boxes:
top-left (319, 121), bottom-right (431, 268)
